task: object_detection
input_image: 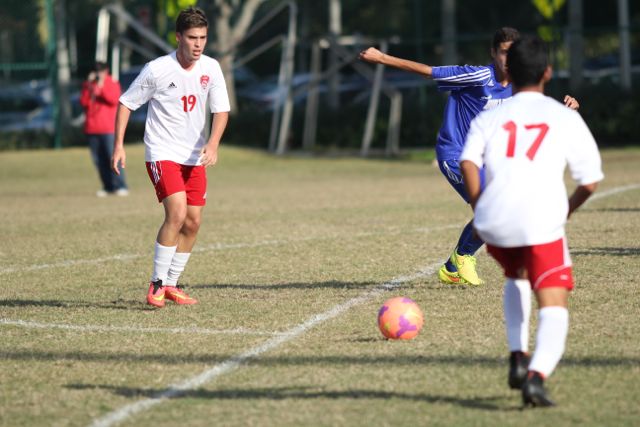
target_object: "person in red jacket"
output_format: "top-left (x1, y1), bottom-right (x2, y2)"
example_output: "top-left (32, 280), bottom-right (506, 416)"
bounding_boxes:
top-left (80, 62), bottom-right (128, 197)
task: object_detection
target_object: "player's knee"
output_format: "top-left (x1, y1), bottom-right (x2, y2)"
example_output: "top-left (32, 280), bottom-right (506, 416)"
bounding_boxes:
top-left (182, 215), bottom-right (201, 235)
top-left (165, 209), bottom-right (188, 230)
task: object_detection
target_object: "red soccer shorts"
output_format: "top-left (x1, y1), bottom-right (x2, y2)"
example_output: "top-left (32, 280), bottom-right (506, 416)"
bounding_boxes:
top-left (146, 161), bottom-right (207, 206)
top-left (486, 237), bottom-right (574, 291)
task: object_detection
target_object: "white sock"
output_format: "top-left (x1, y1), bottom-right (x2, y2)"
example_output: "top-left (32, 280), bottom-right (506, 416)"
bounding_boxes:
top-left (165, 252), bottom-right (191, 286)
top-left (503, 278), bottom-right (532, 352)
top-left (151, 242), bottom-right (177, 283)
top-left (529, 306), bottom-right (569, 378)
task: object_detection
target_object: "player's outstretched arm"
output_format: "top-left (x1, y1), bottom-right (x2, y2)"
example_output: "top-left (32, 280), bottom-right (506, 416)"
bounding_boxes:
top-left (460, 160), bottom-right (482, 210)
top-left (564, 95), bottom-right (580, 110)
top-left (112, 103), bottom-right (132, 175)
top-left (568, 182), bottom-right (598, 218)
top-left (359, 47), bottom-right (433, 78)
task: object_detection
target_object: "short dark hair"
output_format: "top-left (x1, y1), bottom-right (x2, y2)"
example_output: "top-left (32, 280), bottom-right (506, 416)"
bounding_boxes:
top-left (492, 27), bottom-right (520, 51)
top-left (176, 7), bottom-right (208, 34)
top-left (507, 35), bottom-right (549, 88)
top-left (94, 61), bottom-right (109, 71)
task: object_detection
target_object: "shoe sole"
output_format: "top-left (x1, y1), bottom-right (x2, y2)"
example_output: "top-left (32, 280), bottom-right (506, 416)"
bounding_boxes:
top-left (438, 269), bottom-right (469, 285)
top-left (166, 299), bottom-right (197, 305)
top-left (165, 294), bottom-right (198, 305)
top-left (454, 269), bottom-right (484, 286)
top-left (523, 397), bottom-right (556, 408)
top-left (147, 299), bottom-right (165, 308)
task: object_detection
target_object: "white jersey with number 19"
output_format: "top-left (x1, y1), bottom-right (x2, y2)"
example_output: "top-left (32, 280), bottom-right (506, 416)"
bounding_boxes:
top-left (119, 51), bottom-right (231, 165)
top-left (461, 91), bottom-right (604, 248)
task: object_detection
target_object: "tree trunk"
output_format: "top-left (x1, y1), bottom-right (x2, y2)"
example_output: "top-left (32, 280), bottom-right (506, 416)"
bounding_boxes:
top-left (210, 0), bottom-right (265, 114)
top-left (214, 2), bottom-right (237, 112)
top-left (55, 0), bottom-right (72, 135)
top-left (568, 0), bottom-right (583, 91)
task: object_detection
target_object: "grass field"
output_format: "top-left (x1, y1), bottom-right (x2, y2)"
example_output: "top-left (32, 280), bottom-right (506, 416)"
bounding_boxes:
top-left (1, 144), bottom-right (639, 427)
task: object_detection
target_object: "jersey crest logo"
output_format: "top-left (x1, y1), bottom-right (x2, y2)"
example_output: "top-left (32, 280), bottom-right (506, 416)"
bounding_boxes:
top-left (168, 82), bottom-right (177, 89)
top-left (200, 75), bottom-right (210, 90)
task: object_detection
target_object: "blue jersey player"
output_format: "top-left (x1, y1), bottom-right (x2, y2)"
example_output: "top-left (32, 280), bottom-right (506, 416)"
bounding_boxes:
top-left (360, 28), bottom-right (579, 285)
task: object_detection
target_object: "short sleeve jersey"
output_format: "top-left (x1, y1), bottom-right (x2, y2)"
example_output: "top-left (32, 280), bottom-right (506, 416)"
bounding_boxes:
top-left (432, 64), bottom-right (512, 161)
top-left (460, 91), bottom-right (604, 247)
top-left (120, 52), bottom-right (231, 165)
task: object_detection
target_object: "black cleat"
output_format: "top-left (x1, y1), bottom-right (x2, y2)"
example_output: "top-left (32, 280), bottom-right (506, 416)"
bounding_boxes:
top-left (522, 371), bottom-right (556, 408)
top-left (508, 351), bottom-right (530, 389)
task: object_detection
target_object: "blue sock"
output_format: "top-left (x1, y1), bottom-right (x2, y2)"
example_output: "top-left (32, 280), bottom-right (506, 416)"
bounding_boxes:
top-left (445, 220), bottom-right (484, 272)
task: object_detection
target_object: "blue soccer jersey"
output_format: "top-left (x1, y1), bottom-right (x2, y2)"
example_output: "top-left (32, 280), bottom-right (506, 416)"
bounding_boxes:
top-left (431, 63), bottom-right (512, 161)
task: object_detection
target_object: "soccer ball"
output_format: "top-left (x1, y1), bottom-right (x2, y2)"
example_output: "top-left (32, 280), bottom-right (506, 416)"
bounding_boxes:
top-left (377, 296), bottom-right (424, 340)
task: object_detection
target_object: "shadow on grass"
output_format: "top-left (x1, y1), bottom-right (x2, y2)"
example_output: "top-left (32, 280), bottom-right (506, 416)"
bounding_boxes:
top-left (190, 280), bottom-right (378, 291)
top-left (65, 384), bottom-right (510, 411)
top-left (3, 349), bottom-right (638, 368)
top-left (0, 299), bottom-right (154, 311)
top-left (572, 247), bottom-right (640, 256)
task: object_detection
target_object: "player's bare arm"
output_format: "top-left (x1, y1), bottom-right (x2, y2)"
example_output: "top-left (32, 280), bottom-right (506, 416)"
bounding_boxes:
top-left (200, 111), bottom-right (229, 168)
top-left (112, 103), bottom-right (132, 174)
top-left (564, 95), bottom-right (580, 110)
top-left (359, 47), bottom-right (433, 78)
top-left (460, 160), bottom-right (482, 209)
top-left (568, 182), bottom-right (598, 218)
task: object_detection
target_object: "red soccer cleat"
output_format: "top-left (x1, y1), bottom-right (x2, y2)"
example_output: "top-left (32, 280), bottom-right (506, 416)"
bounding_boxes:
top-left (147, 280), bottom-right (166, 308)
top-left (164, 285), bottom-right (198, 305)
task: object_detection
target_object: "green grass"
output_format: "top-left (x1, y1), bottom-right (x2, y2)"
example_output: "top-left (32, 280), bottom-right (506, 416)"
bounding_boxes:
top-left (0, 144), bottom-right (639, 427)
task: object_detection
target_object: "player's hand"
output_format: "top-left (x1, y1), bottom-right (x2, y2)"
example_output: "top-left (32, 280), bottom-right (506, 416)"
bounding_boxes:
top-left (200, 144), bottom-right (218, 168)
top-left (359, 47), bottom-right (385, 64)
top-left (87, 71), bottom-right (96, 82)
top-left (564, 95), bottom-right (579, 110)
top-left (111, 146), bottom-right (126, 175)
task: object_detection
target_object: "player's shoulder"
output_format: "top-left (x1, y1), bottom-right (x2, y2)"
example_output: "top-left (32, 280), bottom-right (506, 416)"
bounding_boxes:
top-left (539, 95), bottom-right (583, 120)
top-left (432, 63), bottom-right (491, 79)
top-left (199, 54), bottom-right (222, 68)
top-left (146, 53), bottom-right (176, 71)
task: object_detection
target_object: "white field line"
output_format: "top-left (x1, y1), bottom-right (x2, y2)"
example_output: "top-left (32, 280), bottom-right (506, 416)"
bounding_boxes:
top-left (0, 318), bottom-right (284, 337)
top-left (5, 180), bottom-right (637, 276)
top-left (0, 224), bottom-right (461, 275)
top-left (583, 183), bottom-right (640, 205)
top-left (89, 262), bottom-right (442, 427)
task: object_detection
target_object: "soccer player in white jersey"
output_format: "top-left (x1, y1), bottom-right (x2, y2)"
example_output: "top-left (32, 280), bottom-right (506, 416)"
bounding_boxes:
top-left (111, 7), bottom-right (230, 308)
top-left (460, 35), bottom-right (603, 407)
top-left (360, 28), bottom-right (579, 287)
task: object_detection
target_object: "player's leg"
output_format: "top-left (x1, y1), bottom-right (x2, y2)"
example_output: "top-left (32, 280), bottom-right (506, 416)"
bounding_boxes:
top-left (449, 221), bottom-right (485, 284)
top-left (164, 204), bottom-right (202, 305)
top-left (504, 276), bottom-right (532, 389)
top-left (144, 161), bottom-right (189, 307)
top-left (165, 165), bottom-right (206, 305)
top-left (437, 159), bottom-right (485, 285)
top-left (486, 244), bottom-right (532, 389)
top-left (522, 238), bottom-right (573, 407)
top-left (147, 191), bottom-right (188, 307)
top-left (88, 134), bottom-right (110, 196)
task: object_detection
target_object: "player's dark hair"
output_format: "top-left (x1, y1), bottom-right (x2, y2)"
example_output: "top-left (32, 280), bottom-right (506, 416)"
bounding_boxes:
top-left (176, 7), bottom-right (208, 34)
top-left (507, 35), bottom-right (549, 88)
top-left (492, 27), bottom-right (520, 51)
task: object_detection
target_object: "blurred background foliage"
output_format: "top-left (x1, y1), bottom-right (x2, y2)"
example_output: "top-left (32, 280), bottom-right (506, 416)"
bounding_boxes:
top-left (0, 0), bottom-right (639, 151)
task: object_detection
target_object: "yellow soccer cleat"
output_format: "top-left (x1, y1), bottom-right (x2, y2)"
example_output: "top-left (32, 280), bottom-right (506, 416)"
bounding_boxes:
top-left (451, 251), bottom-right (484, 286)
top-left (438, 264), bottom-right (468, 285)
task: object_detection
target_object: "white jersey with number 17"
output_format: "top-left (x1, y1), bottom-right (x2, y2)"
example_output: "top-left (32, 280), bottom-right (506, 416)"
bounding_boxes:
top-left (461, 91), bottom-right (604, 248)
top-left (119, 51), bottom-right (231, 165)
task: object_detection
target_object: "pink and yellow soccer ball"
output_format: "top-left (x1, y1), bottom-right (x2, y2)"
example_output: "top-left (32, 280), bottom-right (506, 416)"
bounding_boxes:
top-left (377, 297), bottom-right (424, 340)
